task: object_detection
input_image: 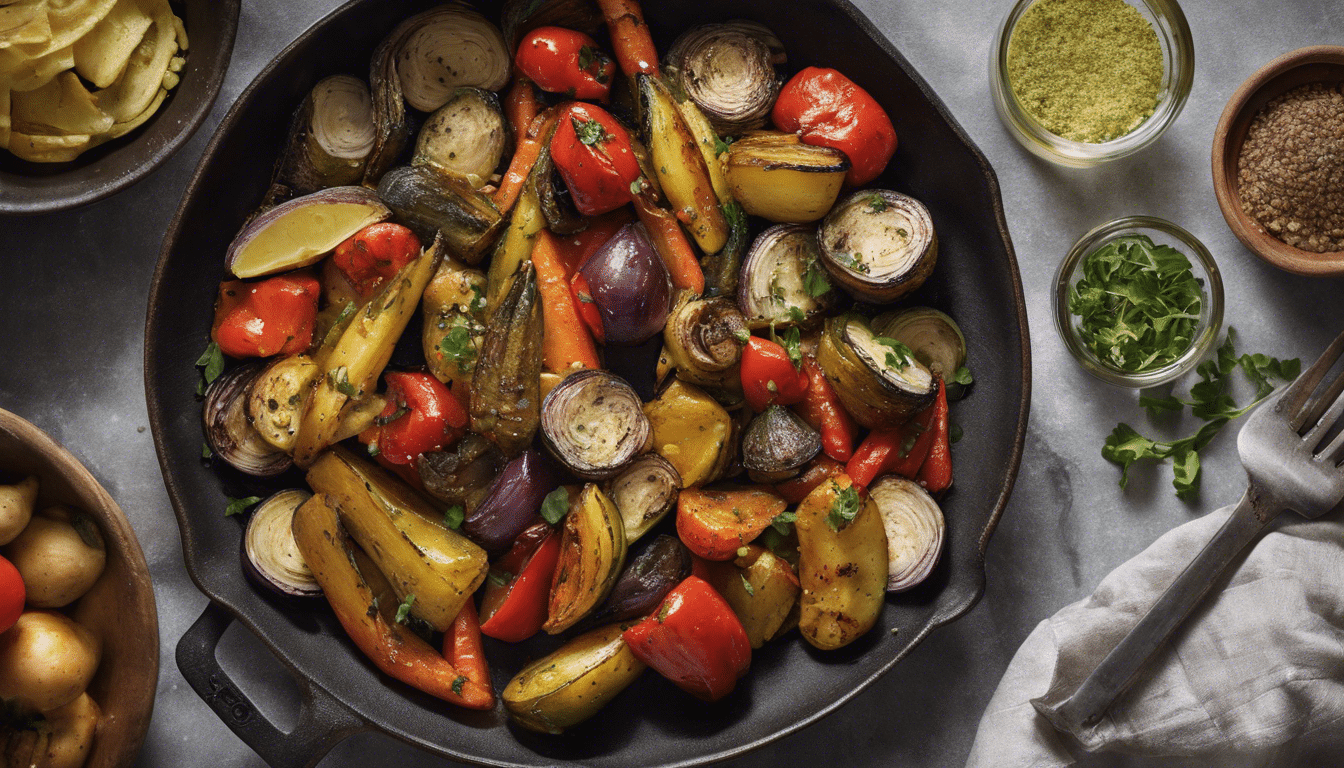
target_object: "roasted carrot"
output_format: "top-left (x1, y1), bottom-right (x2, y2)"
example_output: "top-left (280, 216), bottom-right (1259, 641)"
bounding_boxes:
top-left (595, 0), bottom-right (660, 77)
top-left (796, 357), bottom-right (859, 462)
top-left (493, 107), bottom-right (560, 215)
top-left (503, 76), bottom-right (542, 141)
top-left (443, 600), bottom-right (493, 704)
top-left (552, 209), bottom-right (633, 277)
top-left (633, 191), bottom-right (705, 294)
top-left (531, 229), bottom-right (602, 372)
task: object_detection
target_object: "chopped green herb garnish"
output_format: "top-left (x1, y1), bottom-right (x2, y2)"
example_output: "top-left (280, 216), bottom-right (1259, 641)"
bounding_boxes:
top-left (195, 341), bottom-right (224, 395)
top-left (740, 574), bottom-right (756, 596)
top-left (826, 484), bottom-right (861, 531)
top-left (950, 424), bottom-right (964, 444)
top-left (1069, 234), bottom-right (1204, 373)
top-left (782, 327), bottom-right (803, 370)
top-left (657, 600), bottom-right (671, 623)
top-left (367, 442), bottom-right (381, 457)
top-left (224, 495), bottom-right (262, 517)
top-left (573, 116), bottom-right (609, 146)
top-left (952, 366), bottom-right (974, 386)
top-left (468, 283), bottom-right (487, 313)
top-left (866, 193), bottom-right (888, 213)
top-left (733, 328), bottom-right (751, 344)
top-left (874, 336), bottom-right (916, 371)
top-left (451, 675), bottom-right (467, 696)
top-left (330, 366), bottom-right (360, 398)
top-left (540, 487), bottom-right (570, 525)
top-left (836, 251), bottom-right (870, 274)
top-left (803, 259), bottom-right (832, 298)
top-left (373, 404), bottom-right (410, 427)
top-left (786, 305), bottom-right (807, 323)
top-left (769, 510), bottom-right (797, 535)
top-left (577, 45), bottom-right (596, 70)
top-left (443, 504), bottom-right (464, 530)
top-left (629, 176), bottom-right (650, 195)
top-left (395, 594), bottom-right (416, 624)
top-left (439, 318), bottom-right (479, 373)
top-left (766, 379), bottom-right (778, 393)
top-left (201, 442), bottom-right (213, 460)
top-left (713, 136), bottom-right (735, 156)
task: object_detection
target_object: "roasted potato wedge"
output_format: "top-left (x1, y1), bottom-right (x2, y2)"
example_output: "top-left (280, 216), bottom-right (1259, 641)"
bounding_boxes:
top-left (794, 475), bottom-right (888, 650)
top-left (503, 622), bottom-right (645, 734)
top-left (544, 484), bottom-right (627, 634)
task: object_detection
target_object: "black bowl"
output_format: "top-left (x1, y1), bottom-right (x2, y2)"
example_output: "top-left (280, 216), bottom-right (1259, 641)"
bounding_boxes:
top-left (0, 0), bottom-right (240, 216)
top-left (147, 1), bottom-right (1030, 765)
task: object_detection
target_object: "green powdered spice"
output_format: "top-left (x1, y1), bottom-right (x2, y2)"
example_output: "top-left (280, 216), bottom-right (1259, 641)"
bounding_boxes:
top-left (1007, 0), bottom-right (1164, 143)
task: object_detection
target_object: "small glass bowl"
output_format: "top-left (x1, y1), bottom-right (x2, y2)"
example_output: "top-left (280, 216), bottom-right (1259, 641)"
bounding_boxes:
top-left (990, 0), bottom-right (1195, 167)
top-left (1054, 216), bottom-right (1224, 388)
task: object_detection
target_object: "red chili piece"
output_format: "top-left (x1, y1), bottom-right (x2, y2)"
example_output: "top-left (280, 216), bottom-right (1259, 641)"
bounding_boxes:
top-left (845, 379), bottom-right (944, 488)
top-left (371, 371), bottom-right (468, 465)
top-left (550, 103), bottom-right (643, 217)
top-left (772, 66), bottom-right (898, 186)
top-left (915, 379), bottom-right (952, 493)
top-left (515, 27), bottom-right (614, 101)
top-left (794, 357), bottom-right (859, 461)
top-left (622, 576), bottom-right (752, 702)
top-left (479, 521), bottom-right (561, 642)
top-left (332, 222), bottom-right (422, 296)
top-left (740, 337), bottom-right (809, 412)
top-left (211, 272), bottom-right (320, 358)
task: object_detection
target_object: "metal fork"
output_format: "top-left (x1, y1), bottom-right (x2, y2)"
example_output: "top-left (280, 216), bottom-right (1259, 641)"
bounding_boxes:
top-left (1033, 331), bottom-right (1344, 735)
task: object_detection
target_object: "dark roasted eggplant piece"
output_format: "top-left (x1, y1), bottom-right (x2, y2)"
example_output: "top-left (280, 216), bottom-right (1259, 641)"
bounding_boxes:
top-left (470, 262), bottom-right (543, 457)
top-left (528, 144), bottom-right (587, 235)
top-left (463, 449), bottom-right (560, 552)
top-left (541, 370), bottom-right (651, 479)
top-left (364, 21), bottom-right (414, 186)
top-left (817, 190), bottom-right (938, 303)
top-left (701, 201), bottom-right (749, 299)
top-left (577, 221), bottom-right (672, 346)
top-left (395, 5), bottom-right (510, 112)
top-left (578, 535), bottom-right (692, 630)
top-left (242, 489), bottom-right (321, 597)
top-left (875, 307), bottom-right (969, 398)
top-left (661, 295), bottom-right (748, 391)
top-left (725, 131), bottom-right (849, 223)
top-left (665, 21), bottom-right (786, 135)
top-left (738, 223), bottom-right (838, 329)
top-left (376, 164), bottom-right (505, 264)
top-left (264, 75), bottom-right (376, 206)
top-left (501, 0), bottom-right (605, 53)
top-left (203, 362), bottom-right (292, 477)
top-left (603, 453), bottom-right (681, 543)
top-left (741, 404), bottom-right (821, 482)
top-left (816, 314), bottom-right (936, 430)
top-left (417, 433), bottom-right (505, 511)
top-left (414, 87), bottom-right (508, 187)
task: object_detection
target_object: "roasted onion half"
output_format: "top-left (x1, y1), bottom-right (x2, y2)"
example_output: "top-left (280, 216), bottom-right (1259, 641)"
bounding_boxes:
top-left (414, 87), bottom-right (508, 187)
top-left (869, 476), bottom-right (944, 592)
top-left (741, 404), bottom-right (821, 483)
top-left (817, 314), bottom-right (936, 430)
top-left (738, 223), bottom-right (838, 329)
top-left (541, 370), bottom-right (651, 480)
top-left (817, 190), bottom-right (938, 303)
top-left (265, 75), bottom-right (376, 205)
top-left (242, 489), bottom-right (321, 597)
top-left (665, 21), bottom-right (786, 136)
top-left (395, 5), bottom-right (510, 112)
top-left (604, 453), bottom-right (681, 544)
top-left (203, 362), bottom-right (293, 477)
top-left (875, 307), bottom-right (969, 398)
top-left (662, 295), bottom-right (748, 389)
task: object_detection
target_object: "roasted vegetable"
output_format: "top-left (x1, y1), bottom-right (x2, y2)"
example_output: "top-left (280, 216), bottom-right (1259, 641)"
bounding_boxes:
top-left (580, 535), bottom-right (692, 629)
top-left (694, 544), bottom-right (800, 648)
top-left (225, 186), bottom-right (391, 279)
top-left (393, 5), bottom-right (510, 112)
top-left (414, 87), bottom-right (508, 186)
top-left (241, 489), bottom-right (320, 598)
top-left (623, 575), bottom-right (751, 701)
top-left (365, 371), bottom-right (468, 465)
top-left (479, 521), bottom-right (561, 642)
top-left (503, 622), bottom-right (646, 734)
top-left (375, 165), bottom-right (505, 263)
top-left (643, 379), bottom-right (734, 488)
top-left (203, 362), bottom-right (293, 477)
top-left (531, 228), bottom-right (602, 372)
top-left (417, 433), bottom-right (505, 512)
top-left (817, 190), bottom-right (937, 303)
top-left (264, 75), bottom-right (376, 204)
top-left (816, 313), bottom-right (936, 430)
top-left (551, 102), bottom-right (643, 217)
top-left (738, 223), bottom-right (837, 329)
top-left (604, 453), bottom-right (681, 543)
top-left (575, 221), bottom-right (673, 346)
top-left (725, 132), bottom-right (849, 223)
top-left (515, 26), bottom-right (614, 101)
top-left (773, 66), bottom-right (897, 187)
top-left (665, 21), bottom-right (785, 135)
top-left (675, 486), bottom-right (787, 561)
top-left (739, 335), bottom-right (810, 412)
top-left (364, 19), bottom-right (413, 185)
top-left (501, 0), bottom-right (605, 53)
top-left (876, 307), bottom-right (969, 398)
top-left (661, 295), bottom-right (748, 390)
top-left (212, 272), bottom-right (321, 359)
top-left (741, 404), bottom-right (821, 482)
top-left (247, 355), bottom-right (320, 453)
top-left (463, 449), bottom-right (560, 553)
top-left (869, 476), bottom-right (945, 592)
top-left (293, 235), bottom-right (443, 467)
top-left (541, 370), bottom-right (651, 479)
top-left (638, 73), bottom-right (728, 254)
top-left (528, 144), bottom-right (587, 236)
top-left (794, 475), bottom-right (888, 650)
top-left (544, 483), bottom-right (628, 634)
top-left (306, 448), bottom-right (488, 632)
top-left (470, 262), bottom-right (543, 457)
top-left (422, 254), bottom-right (488, 391)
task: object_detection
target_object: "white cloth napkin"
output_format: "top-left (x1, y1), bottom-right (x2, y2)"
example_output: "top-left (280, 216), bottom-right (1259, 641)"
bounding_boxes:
top-left (966, 503), bottom-right (1344, 767)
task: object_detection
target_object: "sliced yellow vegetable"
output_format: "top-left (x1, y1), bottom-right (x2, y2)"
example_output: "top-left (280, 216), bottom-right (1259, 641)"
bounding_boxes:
top-left (642, 378), bottom-right (733, 488)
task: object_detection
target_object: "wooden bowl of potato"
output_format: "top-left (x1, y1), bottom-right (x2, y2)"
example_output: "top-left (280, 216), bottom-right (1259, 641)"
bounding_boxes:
top-left (0, 407), bottom-right (158, 768)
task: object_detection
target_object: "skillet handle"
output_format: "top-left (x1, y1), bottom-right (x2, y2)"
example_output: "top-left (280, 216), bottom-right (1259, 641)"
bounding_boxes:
top-left (176, 602), bottom-right (370, 768)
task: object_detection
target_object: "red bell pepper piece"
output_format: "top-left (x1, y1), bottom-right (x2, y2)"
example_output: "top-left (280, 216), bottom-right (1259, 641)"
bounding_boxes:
top-left (211, 272), bottom-right (320, 358)
top-left (550, 103), bottom-right (643, 217)
top-left (332, 222), bottom-right (422, 296)
top-left (568, 271), bottom-right (606, 344)
top-left (623, 576), bottom-right (751, 702)
top-left (479, 521), bottom-right (562, 642)
top-left (772, 67), bottom-right (898, 187)
top-left (443, 600), bottom-right (493, 707)
top-left (845, 379), bottom-right (944, 487)
top-left (370, 371), bottom-right (468, 465)
top-left (515, 27), bottom-right (615, 101)
top-left (740, 337), bottom-right (810, 412)
top-left (915, 379), bottom-right (952, 493)
top-left (675, 487), bottom-right (788, 561)
top-left (773, 455), bottom-right (846, 505)
top-left (0, 554), bottom-right (23, 634)
top-left (794, 357), bottom-right (859, 461)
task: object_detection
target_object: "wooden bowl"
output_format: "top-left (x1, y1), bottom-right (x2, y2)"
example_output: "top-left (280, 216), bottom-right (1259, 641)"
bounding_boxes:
top-left (1211, 45), bottom-right (1344, 276)
top-left (0, 408), bottom-right (158, 767)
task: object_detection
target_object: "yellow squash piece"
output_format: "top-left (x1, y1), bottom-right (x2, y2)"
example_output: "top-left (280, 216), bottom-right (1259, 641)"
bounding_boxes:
top-left (503, 623), bottom-right (646, 734)
top-left (544, 484), bottom-right (627, 634)
top-left (639, 73), bottom-right (728, 254)
top-left (725, 132), bottom-right (850, 223)
top-left (794, 475), bottom-right (889, 650)
top-left (643, 378), bottom-right (733, 488)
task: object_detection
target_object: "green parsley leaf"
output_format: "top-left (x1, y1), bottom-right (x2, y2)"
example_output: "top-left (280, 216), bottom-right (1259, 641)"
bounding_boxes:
top-left (577, 45), bottom-right (596, 70)
top-left (439, 318), bottom-right (479, 374)
top-left (195, 341), bottom-right (224, 395)
top-left (782, 327), bottom-right (803, 370)
top-left (224, 495), bottom-right (262, 517)
top-left (201, 442), bottom-right (213, 460)
top-left (572, 116), bottom-right (608, 146)
top-left (786, 305), bottom-right (807, 323)
top-left (657, 600), bottom-right (671, 623)
top-left (826, 484), bottom-right (861, 531)
top-left (740, 574), bottom-right (756, 596)
top-left (874, 336), bottom-right (916, 371)
top-left (733, 328), bottom-right (751, 344)
top-left (802, 259), bottom-right (832, 298)
top-left (395, 594), bottom-right (416, 624)
top-left (451, 675), bottom-right (467, 696)
top-left (540, 487), bottom-right (570, 525)
top-left (866, 193), bottom-right (888, 213)
top-left (713, 136), bottom-right (735, 156)
top-left (467, 283), bottom-right (487, 314)
top-left (952, 366), bottom-right (974, 386)
top-left (443, 504), bottom-right (464, 530)
top-left (769, 510), bottom-right (797, 535)
top-left (950, 424), bottom-right (963, 444)
top-left (329, 366), bottom-right (360, 398)
top-left (629, 176), bottom-right (649, 196)
top-left (373, 404), bottom-right (410, 427)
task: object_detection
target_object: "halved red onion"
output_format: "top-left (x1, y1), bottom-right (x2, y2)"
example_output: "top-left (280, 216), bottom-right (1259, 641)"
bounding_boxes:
top-left (577, 222), bottom-right (672, 346)
top-left (242, 489), bottom-right (321, 597)
top-left (463, 449), bottom-right (561, 553)
top-left (869, 476), bottom-right (944, 592)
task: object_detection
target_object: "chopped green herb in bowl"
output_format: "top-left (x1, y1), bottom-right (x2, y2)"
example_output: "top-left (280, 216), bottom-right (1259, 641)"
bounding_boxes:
top-left (1054, 216), bottom-right (1224, 388)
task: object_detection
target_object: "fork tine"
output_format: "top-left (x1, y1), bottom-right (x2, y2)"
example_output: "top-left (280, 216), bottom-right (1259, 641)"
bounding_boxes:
top-left (1285, 332), bottom-right (1344, 431)
top-left (1321, 427), bottom-right (1344, 466)
top-left (1300, 368), bottom-right (1344, 435)
top-left (1304, 373), bottom-right (1344, 452)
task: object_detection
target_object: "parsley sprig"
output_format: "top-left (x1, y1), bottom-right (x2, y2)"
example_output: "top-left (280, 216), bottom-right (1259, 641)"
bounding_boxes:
top-left (826, 484), bottom-right (861, 531)
top-left (1102, 329), bottom-right (1299, 498)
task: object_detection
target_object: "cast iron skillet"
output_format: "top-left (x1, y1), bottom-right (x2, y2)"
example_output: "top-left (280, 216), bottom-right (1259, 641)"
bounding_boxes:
top-left (145, 1), bottom-right (1030, 765)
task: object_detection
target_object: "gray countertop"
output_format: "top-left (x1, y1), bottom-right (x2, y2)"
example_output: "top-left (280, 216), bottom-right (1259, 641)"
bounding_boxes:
top-left (2, 0), bottom-right (1342, 766)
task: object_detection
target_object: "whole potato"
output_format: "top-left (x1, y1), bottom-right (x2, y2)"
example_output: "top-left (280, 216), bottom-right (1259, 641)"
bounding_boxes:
top-left (41, 692), bottom-right (101, 768)
top-left (0, 475), bottom-right (39, 545)
top-left (3, 505), bottom-right (106, 608)
top-left (0, 610), bottom-right (101, 713)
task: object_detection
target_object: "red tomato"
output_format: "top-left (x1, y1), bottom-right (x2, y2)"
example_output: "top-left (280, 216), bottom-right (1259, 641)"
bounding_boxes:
top-left (211, 272), bottom-right (321, 358)
top-left (332, 222), bottom-right (422, 296)
top-left (623, 576), bottom-right (751, 702)
top-left (772, 66), bottom-right (898, 186)
top-left (550, 103), bottom-right (643, 217)
top-left (515, 27), bottom-right (614, 101)
top-left (740, 337), bottom-right (810, 411)
top-left (371, 371), bottom-right (468, 465)
top-left (0, 554), bottom-right (23, 634)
